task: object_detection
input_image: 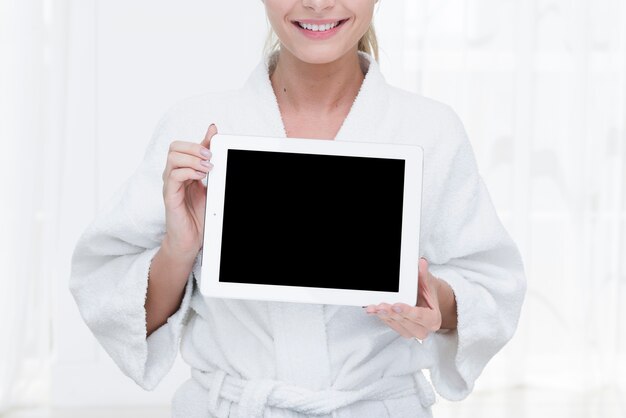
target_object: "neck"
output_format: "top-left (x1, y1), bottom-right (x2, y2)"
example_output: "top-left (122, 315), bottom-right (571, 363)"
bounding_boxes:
top-left (269, 47), bottom-right (366, 115)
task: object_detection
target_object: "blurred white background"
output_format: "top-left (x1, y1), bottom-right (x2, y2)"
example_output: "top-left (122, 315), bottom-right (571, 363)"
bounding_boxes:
top-left (1, 0), bottom-right (625, 417)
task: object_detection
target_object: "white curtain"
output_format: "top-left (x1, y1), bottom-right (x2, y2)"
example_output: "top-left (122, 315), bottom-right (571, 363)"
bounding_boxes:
top-left (378, 0), bottom-right (625, 399)
top-left (0, 0), bottom-right (68, 412)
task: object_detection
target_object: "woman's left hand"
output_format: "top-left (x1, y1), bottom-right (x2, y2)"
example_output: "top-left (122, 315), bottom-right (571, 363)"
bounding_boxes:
top-left (365, 257), bottom-right (442, 341)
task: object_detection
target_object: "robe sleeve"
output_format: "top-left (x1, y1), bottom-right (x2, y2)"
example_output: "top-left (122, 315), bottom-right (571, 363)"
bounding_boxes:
top-left (424, 105), bottom-right (527, 401)
top-left (69, 112), bottom-right (197, 391)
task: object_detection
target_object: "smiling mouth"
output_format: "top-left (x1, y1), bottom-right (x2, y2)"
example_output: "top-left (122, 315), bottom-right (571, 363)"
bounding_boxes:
top-left (292, 19), bottom-right (349, 32)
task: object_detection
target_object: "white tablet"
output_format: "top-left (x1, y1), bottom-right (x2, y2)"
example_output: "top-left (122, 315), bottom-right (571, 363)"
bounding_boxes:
top-left (199, 133), bottom-right (423, 307)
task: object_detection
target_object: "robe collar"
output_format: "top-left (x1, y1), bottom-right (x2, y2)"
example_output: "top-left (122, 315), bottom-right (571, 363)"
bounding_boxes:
top-left (242, 49), bottom-right (390, 143)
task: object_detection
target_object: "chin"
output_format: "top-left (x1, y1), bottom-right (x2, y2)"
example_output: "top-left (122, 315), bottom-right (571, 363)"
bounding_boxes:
top-left (286, 45), bottom-right (353, 65)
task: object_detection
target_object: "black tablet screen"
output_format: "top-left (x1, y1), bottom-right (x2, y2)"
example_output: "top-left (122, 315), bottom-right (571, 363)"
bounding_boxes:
top-left (218, 149), bottom-right (405, 292)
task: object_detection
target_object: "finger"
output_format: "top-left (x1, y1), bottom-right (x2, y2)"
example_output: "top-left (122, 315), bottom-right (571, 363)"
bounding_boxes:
top-left (169, 140), bottom-right (212, 161)
top-left (425, 279), bottom-right (440, 310)
top-left (416, 257), bottom-right (428, 307)
top-left (417, 264), bottom-right (438, 310)
top-left (376, 314), bottom-right (415, 338)
top-left (418, 257), bottom-right (429, 284)
top-left (377, 303), bottom-right (430, 339)
top-left (397, 318), bottom-right (430, 340)
top-left (392, 303), bottom-right (438, 329)
top-left (386, 303), bottom-right (426, 326)
top-left (364, 304), bottom-right (378, 314)
top-left (419, 256), bottom-right (429, 271)
top-left (201, 123), bottom-right (218, 150)
top-left (164, 167), bottom-right (207, 195)
top-left (417, 278), bottom-right (435, 309)
top-left (375, 303), bottom-right (394, 316)
top-left (405, 305), bottom-right (442, 332)
top-left (163, 151), bottom-right (213, 182)
top-left (370, 303), bottom-right (439, 340)
top-left (168, 152), bottom-right (213, 173)
top-left (389, 303), bottom-right (415, 317)
top-left (405, 306), bottom-right (427, 325)
top-left (418, 259), bottom-right (430, 293)
top-left (375, 302), bottom-right (406, 323)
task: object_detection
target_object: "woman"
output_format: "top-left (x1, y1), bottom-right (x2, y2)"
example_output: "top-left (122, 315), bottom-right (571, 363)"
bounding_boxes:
top-left (70, 1), bottom-right (527, 417)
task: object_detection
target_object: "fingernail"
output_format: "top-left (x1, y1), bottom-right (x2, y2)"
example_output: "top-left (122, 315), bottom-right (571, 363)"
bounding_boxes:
top-left (378, 310), bottom-right (388, 316)
top-left (200, 148), bottom-right (210, 158)
top-left (392, 306), bottom-right (402, 313)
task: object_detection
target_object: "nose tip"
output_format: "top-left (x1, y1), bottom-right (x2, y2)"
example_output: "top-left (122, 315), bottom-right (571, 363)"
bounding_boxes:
top-left (302, 0), bottom-right (335, 11)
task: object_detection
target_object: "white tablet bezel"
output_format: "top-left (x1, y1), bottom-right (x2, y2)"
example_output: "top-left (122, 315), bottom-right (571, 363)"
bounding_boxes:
top-left (200, 133), bottom-right (423, 307)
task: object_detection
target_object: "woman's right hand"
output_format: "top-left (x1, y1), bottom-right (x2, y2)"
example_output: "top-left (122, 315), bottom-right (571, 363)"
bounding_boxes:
top-left (161, 123), bottom-right (218, 262)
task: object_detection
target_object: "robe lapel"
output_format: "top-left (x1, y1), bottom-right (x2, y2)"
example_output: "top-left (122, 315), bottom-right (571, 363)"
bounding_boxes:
top-left (333, 51), bottom-right (391, 144)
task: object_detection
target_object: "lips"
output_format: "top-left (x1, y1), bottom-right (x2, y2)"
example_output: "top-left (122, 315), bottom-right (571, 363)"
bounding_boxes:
top-left (292, 18), bottom-right (349, 30)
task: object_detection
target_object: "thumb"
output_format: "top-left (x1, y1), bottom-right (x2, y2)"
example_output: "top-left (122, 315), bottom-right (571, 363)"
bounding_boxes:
top-left (201, 123), bottom-right (218, 149)
top-left (419, 257), bottom-right (429, 278)
top-left (417, 257), bottom-right (433, 306)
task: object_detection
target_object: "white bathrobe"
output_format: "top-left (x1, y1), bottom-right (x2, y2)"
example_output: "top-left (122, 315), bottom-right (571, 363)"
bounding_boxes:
top-left (69, 50), bottom-right (526, 418)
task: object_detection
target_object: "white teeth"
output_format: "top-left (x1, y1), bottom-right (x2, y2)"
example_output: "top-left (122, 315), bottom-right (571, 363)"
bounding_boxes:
top-left (297, 20), bottom-right (340, 32)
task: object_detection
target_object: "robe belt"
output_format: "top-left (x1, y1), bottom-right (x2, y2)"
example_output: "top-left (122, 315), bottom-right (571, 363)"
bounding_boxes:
top-left (191, 367), bottom-right (436, 418)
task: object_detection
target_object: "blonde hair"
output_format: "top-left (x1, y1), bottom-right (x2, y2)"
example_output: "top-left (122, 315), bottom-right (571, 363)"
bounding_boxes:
top-left (263, 23), bottom-right (380, 63)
